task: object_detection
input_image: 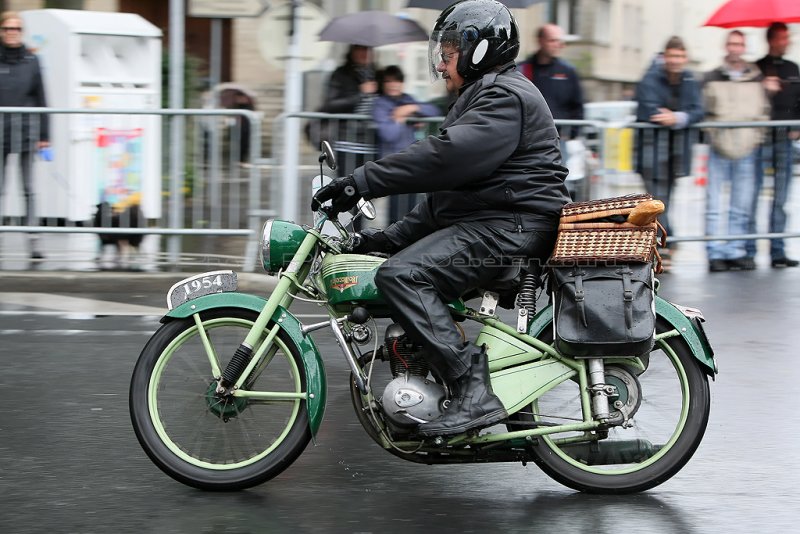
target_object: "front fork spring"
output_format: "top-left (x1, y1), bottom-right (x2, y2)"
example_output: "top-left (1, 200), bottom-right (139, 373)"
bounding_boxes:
top-left (218, 343), bottom-right (253, 389)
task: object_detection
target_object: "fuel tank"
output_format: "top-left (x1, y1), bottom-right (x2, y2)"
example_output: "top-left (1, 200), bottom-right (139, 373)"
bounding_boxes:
top-left (320, 253), bottom-right (390, 314)
top-left (319, 253), bottom-right (468, 317)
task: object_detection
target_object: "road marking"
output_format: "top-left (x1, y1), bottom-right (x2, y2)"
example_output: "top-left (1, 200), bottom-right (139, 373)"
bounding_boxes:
top-left (0, 293), bottom-right (164, 316)
top-left (0, 293), bottom-right (336, 320)
top-left (0, 329), bottom-right (155, 335)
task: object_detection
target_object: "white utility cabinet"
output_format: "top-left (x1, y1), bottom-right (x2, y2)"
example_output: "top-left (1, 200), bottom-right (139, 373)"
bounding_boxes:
top-left (20, 9), bottom-right (162, 222)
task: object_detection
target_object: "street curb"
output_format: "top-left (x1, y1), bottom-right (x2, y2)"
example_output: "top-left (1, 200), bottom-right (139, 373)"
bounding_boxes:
top-left (0, 270), bottom-right (279, 294)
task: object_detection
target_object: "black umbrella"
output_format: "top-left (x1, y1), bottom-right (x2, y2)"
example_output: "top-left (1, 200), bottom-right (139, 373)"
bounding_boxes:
top-left (318, 11), bottom-right (429, 48)
top-left (407, 0), bottom-right (547, 9)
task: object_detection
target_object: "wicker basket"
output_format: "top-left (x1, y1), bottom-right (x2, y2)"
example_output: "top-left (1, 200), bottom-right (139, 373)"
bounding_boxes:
top-left (560, 193), bottom-right (654, 223)
top-left (549, 194), bottom-right (664, 268)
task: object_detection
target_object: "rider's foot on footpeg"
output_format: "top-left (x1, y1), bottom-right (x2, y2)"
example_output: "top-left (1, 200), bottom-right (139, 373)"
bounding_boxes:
top-left (417, 349), bottom-right (507, 437)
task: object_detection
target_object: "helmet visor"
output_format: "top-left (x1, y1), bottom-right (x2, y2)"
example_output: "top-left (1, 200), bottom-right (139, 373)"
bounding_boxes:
top-left (428, 26), bottom-right (461, 82)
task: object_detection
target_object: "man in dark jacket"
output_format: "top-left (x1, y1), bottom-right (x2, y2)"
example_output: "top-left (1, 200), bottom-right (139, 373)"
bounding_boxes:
top-left (635, 36), bottom-right (704, 250)
top-left (0, 11), bottom-right (49, 259)
top-left (517, 24), bottom-right (583, 120)
top-left (312, 0), bottom-right (570, 436)
top-left (751, 22), bottom-right (800, 268)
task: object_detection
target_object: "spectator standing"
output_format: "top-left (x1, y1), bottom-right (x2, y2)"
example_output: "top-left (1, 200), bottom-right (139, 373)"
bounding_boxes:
top-left (750, 22), bottom-right (800, 268)
top-left (517, 24), bottom-right (583, 120)
top-left (231, 90), bottom-right (255, 164)
top-left (703, 30), bottom-right (770, 272)
top-left (373, 65), bottom-right (440, 223)
top-left (0, 11), bottom-right (49, 259)
top-left (517, 24), bottom-right (584, 199)
top-left (319, 44), bottom-right (379, 180)
top-left (635, 36), bottom-right (704, 259)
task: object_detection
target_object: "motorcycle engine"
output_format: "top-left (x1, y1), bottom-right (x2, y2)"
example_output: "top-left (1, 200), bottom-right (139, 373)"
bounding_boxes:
top-left (379, 324), bottom-right (446, 431)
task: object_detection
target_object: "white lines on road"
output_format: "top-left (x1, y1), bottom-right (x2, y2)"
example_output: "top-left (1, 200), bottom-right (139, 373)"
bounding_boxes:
top-left (0, 329), bottom-right (156, 335)
top-left (0, 293), bottom-right (165, 316)
top-left (0, 293), bottom-right (335, 320)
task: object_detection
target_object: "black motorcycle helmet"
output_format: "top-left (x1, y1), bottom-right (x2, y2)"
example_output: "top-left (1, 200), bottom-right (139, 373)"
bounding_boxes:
top-left (428, 0), bottom-right (520, 83)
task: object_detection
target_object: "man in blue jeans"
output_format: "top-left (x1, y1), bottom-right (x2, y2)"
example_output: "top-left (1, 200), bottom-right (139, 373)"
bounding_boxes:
top-left (748, 22), bottom-right (800, 268)
top-left (635, 36), bottom-right (704, 265)
top-left (703, 30), bottom-right (770, 272)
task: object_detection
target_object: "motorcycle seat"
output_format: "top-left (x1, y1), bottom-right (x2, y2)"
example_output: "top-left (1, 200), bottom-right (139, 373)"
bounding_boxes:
top-left (467, 262), bottom-right (542, 309)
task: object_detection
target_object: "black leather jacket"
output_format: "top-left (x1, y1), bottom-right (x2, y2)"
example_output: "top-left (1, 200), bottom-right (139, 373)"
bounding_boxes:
top-left (352, 64), bottom-right (569, 246)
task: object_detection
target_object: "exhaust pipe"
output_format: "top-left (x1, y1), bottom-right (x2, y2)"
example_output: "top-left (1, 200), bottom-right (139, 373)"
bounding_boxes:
top-left (559, 439), bottom-right (662, 465)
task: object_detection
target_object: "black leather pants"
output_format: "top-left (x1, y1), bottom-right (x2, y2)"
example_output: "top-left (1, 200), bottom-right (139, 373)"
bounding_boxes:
top-left (375, 221), bottom-right (556, 384)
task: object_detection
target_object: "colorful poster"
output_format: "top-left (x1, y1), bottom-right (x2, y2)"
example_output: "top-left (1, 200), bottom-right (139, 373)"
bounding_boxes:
top-left (95, 128), bottom-right (143, 208)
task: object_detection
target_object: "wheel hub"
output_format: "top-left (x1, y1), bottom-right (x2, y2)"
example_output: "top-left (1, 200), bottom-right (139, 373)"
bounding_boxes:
top-left (605, 366), bottom-right (642, 423)
top-left (205, 381), bottom-right (248, 420)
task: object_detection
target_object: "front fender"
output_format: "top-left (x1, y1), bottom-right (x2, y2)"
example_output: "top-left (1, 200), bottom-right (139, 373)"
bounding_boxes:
top-left (528, 296), bottom-right (717, 376)
top-left (164, 293), bottom-right (327, 436)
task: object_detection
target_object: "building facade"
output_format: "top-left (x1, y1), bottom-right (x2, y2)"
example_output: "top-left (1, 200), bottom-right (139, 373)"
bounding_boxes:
top-left (5, 0), bottom-right (795, 140)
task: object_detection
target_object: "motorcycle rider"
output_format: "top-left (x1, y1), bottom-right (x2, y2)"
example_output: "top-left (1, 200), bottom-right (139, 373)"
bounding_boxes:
top-left (312, 0), bottom-right (570, 436)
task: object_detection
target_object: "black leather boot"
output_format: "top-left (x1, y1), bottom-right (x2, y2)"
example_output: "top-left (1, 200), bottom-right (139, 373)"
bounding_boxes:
top-left (417, 349), bottom-right (507, 436)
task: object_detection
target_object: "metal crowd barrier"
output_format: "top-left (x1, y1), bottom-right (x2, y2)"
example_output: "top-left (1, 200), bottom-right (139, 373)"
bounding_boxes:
top-left (285, 113), bottom-right (800, 257)
top-left (274, 111), bottom-right (605, 227)
top-left (3, 106), bottom-right (799, 272)
top-left (0, 106), bottom-right (270, 272)
top-left (628, 120), bottom-right (800, 250)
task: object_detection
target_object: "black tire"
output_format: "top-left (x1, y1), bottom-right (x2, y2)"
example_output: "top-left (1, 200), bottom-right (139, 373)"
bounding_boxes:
top-left (130, 308), bottom-right (311, 490)
top-left (522, 318), bottom-right (710, 494)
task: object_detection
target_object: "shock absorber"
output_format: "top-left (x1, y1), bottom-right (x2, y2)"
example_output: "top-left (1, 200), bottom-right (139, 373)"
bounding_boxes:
top-left (588, 358), bottom-right (613, 422)
top-left (515, 272), bottom-right (539, 333)
top-left (217, 343), bottom-right (253, 391)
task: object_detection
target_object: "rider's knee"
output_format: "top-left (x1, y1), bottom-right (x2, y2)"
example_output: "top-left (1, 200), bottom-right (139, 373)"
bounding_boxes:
top-left (376, 261), bottom-right (416, 291)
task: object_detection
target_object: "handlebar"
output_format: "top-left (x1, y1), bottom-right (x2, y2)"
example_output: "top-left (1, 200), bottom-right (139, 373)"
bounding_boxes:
top-left (317, 185), bottom-right (358, 218)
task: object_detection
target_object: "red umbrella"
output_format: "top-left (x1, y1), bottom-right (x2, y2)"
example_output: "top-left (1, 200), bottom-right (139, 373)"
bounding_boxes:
top-left (704, 0), bottom-right (800, 28)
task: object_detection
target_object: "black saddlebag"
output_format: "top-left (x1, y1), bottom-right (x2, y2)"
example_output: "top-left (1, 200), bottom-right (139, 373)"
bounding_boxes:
top-left (552, 264), bottom-right (655, 358)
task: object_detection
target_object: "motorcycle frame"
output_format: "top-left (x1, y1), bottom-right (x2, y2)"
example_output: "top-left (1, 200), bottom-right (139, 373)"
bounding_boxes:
top-left (164, 213), bottom-right (715, 451)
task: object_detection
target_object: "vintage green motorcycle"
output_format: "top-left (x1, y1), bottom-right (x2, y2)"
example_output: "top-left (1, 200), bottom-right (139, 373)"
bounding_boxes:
top-left (129, 142), bottom-right (716, 493)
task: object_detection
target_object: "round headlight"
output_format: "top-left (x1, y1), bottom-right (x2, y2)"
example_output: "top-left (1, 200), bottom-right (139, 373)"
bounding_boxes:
top-left (260, 219), bottom-right (275, 273)
top-left (260, 219), bottom-right (306, 274)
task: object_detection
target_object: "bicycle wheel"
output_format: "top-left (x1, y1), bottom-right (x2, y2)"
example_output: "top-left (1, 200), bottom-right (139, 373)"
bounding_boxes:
top-left (130, 308), bottom-right (311, 490)
top-left (518, 318), bottom-right (710, 494)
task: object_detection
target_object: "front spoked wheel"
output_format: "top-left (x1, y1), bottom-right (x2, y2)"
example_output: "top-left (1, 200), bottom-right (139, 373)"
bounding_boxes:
top-left (130, 308), bottom-right (311, 490)
top-left (519, 319), bottom-right (710, 494)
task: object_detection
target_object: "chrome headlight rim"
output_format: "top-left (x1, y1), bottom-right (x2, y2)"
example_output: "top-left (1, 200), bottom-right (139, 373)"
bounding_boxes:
top-left (260, 219), bottom-right (275, 274)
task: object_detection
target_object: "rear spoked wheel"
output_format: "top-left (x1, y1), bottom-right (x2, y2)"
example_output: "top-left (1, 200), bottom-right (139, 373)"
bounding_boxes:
top-left (130, 308), bottom-right (311, 490)
top-left (517, 319), bottom-right (710, 494)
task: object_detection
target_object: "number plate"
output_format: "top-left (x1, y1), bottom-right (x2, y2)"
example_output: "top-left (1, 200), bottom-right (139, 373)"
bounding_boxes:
top-left (166, 270), bottom-right (238, 310)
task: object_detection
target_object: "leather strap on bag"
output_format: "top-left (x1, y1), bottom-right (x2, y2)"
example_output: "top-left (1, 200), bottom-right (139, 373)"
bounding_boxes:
top-left (620, 267), bottom-right (634, 330)
top-left (573, 269), bottom-right (588, 327)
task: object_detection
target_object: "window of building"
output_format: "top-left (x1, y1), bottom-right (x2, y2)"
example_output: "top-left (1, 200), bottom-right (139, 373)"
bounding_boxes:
top-left (45, 0), bottom-right (84, 8)
top-left (550, 0), bottom-right (580, 38)
top-left (595, 0), bottom-right (610, 45)
top-left (622, 4), bottom-right (642, 51)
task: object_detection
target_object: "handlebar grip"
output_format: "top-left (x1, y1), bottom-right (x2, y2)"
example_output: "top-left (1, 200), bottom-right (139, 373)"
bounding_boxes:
top-left (349, 233), bottom-right (363, 252)
top-left (343, 185), bottom-right (356, 197)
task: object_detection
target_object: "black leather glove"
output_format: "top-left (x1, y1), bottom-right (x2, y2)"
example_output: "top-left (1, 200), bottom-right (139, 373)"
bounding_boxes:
top-left (311, 175), bottom-right (360, 214)
top-left (351, 228), bottom-right (396, 254)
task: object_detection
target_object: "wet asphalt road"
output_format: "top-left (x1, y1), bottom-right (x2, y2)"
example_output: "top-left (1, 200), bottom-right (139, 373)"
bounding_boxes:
top-left (1, 256), bottom-right (799, 533)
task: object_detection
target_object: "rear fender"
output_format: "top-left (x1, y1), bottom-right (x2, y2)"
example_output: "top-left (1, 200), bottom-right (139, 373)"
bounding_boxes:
top-left (528, 296), bottom-right (717, 376)
top-left (163, 293), bottom-right (327, 436)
